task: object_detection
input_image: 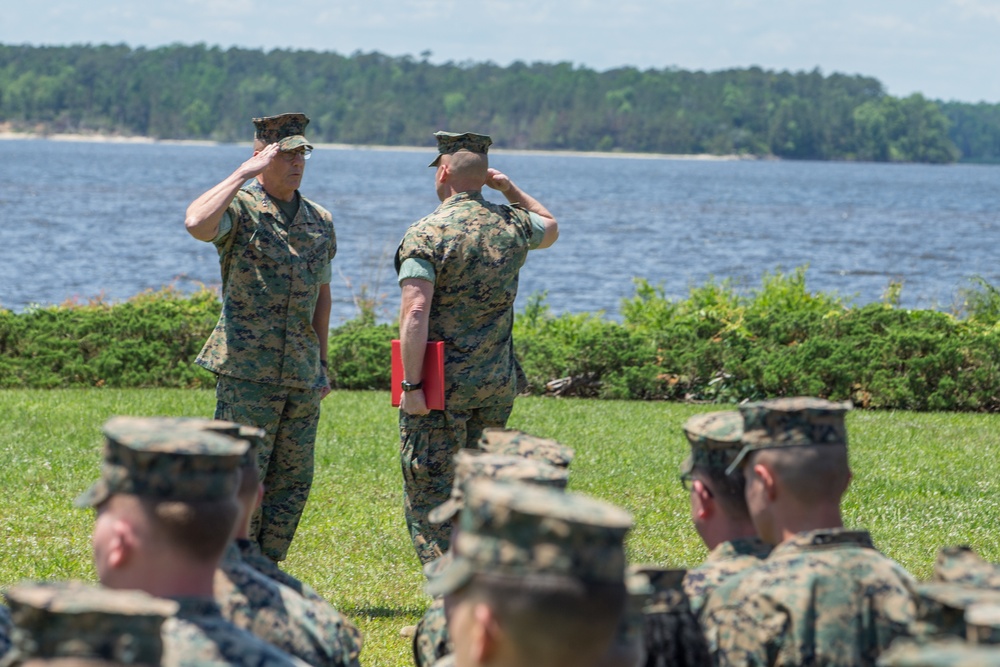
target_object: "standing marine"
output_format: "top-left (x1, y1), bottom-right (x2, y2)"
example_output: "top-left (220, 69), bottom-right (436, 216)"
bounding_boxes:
top-left (184, 112), bottom-right (336, 563)
top-left (395, 130), bottom-right (559, 565)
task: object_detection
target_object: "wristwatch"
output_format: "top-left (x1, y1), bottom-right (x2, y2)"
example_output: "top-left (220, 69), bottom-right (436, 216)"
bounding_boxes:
top-left (401, 380), bottom-right (423, 392)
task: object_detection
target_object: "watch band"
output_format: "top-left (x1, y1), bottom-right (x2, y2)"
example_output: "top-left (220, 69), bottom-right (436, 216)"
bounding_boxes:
top-left (401, 380), bottom-right (423, 392)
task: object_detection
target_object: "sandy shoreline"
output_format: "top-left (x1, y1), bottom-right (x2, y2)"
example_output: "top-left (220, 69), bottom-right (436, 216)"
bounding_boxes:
top-left (0, 130), bottom-right (752, 161)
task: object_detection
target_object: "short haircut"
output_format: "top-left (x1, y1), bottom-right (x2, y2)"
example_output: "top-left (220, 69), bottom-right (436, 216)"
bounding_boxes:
top-left (642, 606), bottom-right (710, 667)
top-left (446, 151), bottom-right (489, 182)
top-left (692, 465), bottom-right (750, 521)
top-left (462, 573), bottom-right (627, 664)
top-left (139, 497), bottom-right (238, 563)
top-left (751, 444), bottom-right (850, 504)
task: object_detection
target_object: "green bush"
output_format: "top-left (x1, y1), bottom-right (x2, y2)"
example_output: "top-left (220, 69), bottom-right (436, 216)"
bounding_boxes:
top-left (6, 270), bottom-right (1000, 411)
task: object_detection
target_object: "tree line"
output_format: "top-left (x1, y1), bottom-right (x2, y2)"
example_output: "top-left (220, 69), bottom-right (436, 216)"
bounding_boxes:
top-left (1, 42), bottom-right (998, 163)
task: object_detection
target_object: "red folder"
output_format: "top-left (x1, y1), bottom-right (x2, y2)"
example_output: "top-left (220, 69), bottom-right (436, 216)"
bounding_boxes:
top-left (391, 340), bottom-right (446, 410)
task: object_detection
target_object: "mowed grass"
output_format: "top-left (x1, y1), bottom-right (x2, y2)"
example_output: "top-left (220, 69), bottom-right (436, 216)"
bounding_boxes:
top-left (1, 389), bottom-right (999, 665)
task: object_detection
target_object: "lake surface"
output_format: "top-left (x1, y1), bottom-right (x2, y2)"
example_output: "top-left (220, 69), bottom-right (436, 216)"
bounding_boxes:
top-left (1, 139), bottom-right (998, 325)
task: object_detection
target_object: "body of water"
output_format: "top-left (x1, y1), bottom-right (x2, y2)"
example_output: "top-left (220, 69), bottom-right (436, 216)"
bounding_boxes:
top-left (1, 139), bottom-right (998, 324)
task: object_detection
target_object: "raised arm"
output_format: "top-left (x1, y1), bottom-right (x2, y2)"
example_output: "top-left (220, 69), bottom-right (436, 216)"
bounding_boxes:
top-left (184, 143), bottom-right (281, 241)
top-left (485, 168), bottom-right (559, 249)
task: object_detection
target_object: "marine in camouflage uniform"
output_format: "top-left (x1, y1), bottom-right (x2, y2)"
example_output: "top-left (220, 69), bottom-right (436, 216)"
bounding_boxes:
top-left (2, 581), bottom-right (174, 667)
top-left (77, 416), bottom-right (308, 667)
top-left (677, 411), bottom-right (772, 617)
top-left (395, 131), bottom-right (559, 565)
top-left (215, 541), bottom-right (361, 667)
top-left (700, 398), bottom-right (917, 667)
top-left (236, 537), bottom-right (326, 603)
top-left (878, 602), bottom-right (1000, 666)
top-left (425, 479), bottom-right (633, 667)
top-left (412, 447), bottom-right (570, 667)
top-left (185, 112), bottom-right (336, 563)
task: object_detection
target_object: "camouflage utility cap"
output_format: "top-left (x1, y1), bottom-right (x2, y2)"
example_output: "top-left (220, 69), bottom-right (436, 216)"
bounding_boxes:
top-left (478, 428), bottom-right (575, 468)
top-left (425, 479), bottom-right (632, 597)
top-left (75, 416), bottom-right (249, 507)
top-left (877, 638), bottom-right (1000, 666)
top-left (428, 131), bottom-right (492, 167)
top-left (3, 580), bottom-right (177, 665)
top-left (428, 449), bottom-right (569, 524)
top-left (727, 397), bottom-right (852, 474)
top-left (253, 113), bottom-right (313, 152)
top-left (681, 410), bottom-right (743, 473)
top-left (630, 565), bottom-right (690, 615)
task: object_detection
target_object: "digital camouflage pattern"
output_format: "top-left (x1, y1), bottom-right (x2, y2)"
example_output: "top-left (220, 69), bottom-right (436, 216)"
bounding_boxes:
top-left (413, 453), bottom-right (569, 666)
top-left (214, 376), bottom-right (321, 562)
top-left (400, 403), bottom-right (513, 564)
top-left (681, 410), bottom-right (744, 473)
top-left (214, 543), bottom-right (362, 667)
top-left (909, 583), bottom-right (1000, 643)
top-left (428, 655), bottom-right (455, 667)
top-left (701, 528), bottom-right (916, 667)
top-left (2, 581), bottom-right (175, 666)
top-left (162, 597), bottom-right (308, 667)
top-left (425, 479), bottom-right (633, 597)
top-left (395, 190), bottom-right (537, 410)
top-left (877, 637), bottom-right (1000, 667)
top-left (395, 173), bottom-right (542, 565)
top-left (253, 113), bottom-right (313, 152)
top-left (412, 597), bottom-right (448, 667)
top-left (682, 537), bottom-right (773, 617)
top-left (196, 169), bottom-right (334, 562)
top-left (631, 566), bottom-right (712, 667)
top-left (727, 397), bottom-right (852, 474)
top-left (74, 416), bottom-right (248, 507)
top-left (235, 538), bottom-right (326, 604)
top-left (476, 428), bottom-right (575, 468)
top-left (427, 131), bottom-right (492, 167)
top-left (428, 449), bottom-right (569, 523)
top-left (197, 178), bottom-right (335, 390)
top-left (935, 546), bottom-right (1000, 589)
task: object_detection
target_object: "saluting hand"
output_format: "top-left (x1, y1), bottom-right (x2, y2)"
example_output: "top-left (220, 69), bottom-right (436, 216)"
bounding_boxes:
top-left (485, 168), bottom-right (512, 193)
top-left (237, 142), bottom-right (281, 180)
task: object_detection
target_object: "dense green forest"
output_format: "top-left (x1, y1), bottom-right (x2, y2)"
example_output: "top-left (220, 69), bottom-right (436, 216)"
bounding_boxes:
top-left (1, 43), bottom-right (998, 163)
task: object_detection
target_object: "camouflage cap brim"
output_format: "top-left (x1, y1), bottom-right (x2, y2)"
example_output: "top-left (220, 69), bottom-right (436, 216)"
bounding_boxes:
top-left (423, 550), bottom-right (454, 581)
top-left (679, 454), bottom-right (694, 475)
top-left (424, 552), bottom-right (476, 597)
top-left (74, 478), bottom-right (111, 509)
top-left (279, 136), bottom-right (313, 152)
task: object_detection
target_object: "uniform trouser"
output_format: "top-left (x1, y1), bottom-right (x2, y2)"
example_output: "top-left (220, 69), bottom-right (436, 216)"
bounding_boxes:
top-left (215, 375), bottom-right (321, 562)
top-left (399, 403), bottom-right (514, 565)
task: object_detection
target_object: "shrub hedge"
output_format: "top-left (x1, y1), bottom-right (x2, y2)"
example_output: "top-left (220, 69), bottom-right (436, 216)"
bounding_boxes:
top-left (4, 269), bottom-right (1000, 411)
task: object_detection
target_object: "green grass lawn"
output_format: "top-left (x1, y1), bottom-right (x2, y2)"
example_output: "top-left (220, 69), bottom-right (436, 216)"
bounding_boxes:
top-left (1, 389), bottom-right (999, 665)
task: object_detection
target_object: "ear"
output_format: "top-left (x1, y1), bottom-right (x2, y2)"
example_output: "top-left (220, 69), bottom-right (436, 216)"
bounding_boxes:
top-left (693, 480), bottom-right (714, 520)
top-left (473, 602), bottom-right (502, 663)
top-left (107, 518), bottom-right (136, 570)
top-left (753, 462), bottom-right (778, 501)
top-left (436, 162), bottom-right (450, 185)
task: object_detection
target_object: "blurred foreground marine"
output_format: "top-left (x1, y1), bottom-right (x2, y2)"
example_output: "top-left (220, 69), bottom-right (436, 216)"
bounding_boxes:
top-left (677, 411), bottom-right (771, 617)
top-left (395, 131), bottom-right (558, 564)
top-left (2, 581), bottom-right (175, 666)
top-left (425, 479), bottom-right (632, 667)
top-left (77, 416), bottom-right (307, 666)
top-left (701, 397), bottom-right (916, 666)
top-left (184, 112), bottom-right (336, 562)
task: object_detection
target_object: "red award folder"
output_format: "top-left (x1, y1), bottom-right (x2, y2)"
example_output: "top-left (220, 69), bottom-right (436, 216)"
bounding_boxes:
top-left (391, 340), bottom-right (446, 410)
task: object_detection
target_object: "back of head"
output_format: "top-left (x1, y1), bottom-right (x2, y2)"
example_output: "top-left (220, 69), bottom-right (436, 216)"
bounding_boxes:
top-left (731, 397), bottom-right (852, 507)
top-left (77, 417), bottom-right (248, 565)
top-left (3, 581), bottom-right (176, 667)
top-left (427, 480), bottom-right (633, 665)
top-left (681, 411), bottom-right (751, 521)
